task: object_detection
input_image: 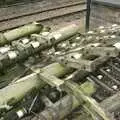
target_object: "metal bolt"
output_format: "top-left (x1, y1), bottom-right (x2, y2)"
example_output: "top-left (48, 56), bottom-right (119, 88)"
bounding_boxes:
top-left (97, 75), bottom-right (103, 80)
top-left (112, 85), bottom-right (118, 90)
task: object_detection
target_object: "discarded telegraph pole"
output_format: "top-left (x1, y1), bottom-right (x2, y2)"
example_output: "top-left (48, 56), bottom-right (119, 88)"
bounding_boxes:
top-left (0, 22), bottom-right (43, 46)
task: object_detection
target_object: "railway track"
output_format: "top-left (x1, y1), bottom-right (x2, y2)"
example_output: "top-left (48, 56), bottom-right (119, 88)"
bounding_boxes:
top-left (64, 56), bottom-right (120, 120)
top-left (0, 0), bottom-right (85, 21)
top-left (88, 57), bottom-right (120, 102)
top-left (71, 57), bottom-right (120, 119)
top-left (0, 0), bottom-right (44, 7)
top-left (0, 0), bottom-right (86, 31)
top-left (91, 57), bottom-right (120, 119)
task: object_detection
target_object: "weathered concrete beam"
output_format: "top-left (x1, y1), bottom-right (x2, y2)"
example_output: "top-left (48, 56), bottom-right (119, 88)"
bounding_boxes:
top-left (31, 81), bottom-right (95, 120)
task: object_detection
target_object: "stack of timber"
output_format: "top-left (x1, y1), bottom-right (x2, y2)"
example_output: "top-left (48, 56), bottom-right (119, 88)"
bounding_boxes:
top-left (0, 20), bottom-right (120, 120)
top-left (90, 0), bottom-right (120, 29)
